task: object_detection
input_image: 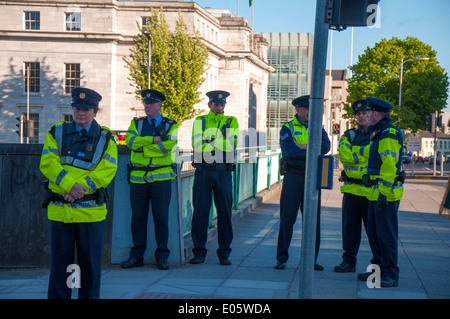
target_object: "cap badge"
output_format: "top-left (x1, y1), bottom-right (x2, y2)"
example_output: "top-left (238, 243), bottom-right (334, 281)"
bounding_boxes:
top-left (218, 94), bottom-right (222, 98)
top-left (147, 93), bottom-right (151, 98)
top-left (80, 93), bottom-right (85, 99)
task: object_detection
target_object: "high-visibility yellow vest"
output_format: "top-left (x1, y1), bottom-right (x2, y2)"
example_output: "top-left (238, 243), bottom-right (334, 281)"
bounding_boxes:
top-left (338, 128), bottom-right (371, 198)
top-left (40, 120), bottom-right (118, 223)
top-left (125, 116), bottom-right (178, 183)
top-left (367, 117), bottom-right (404, 202)
top-left (191, 111), bottom-right (238, 163)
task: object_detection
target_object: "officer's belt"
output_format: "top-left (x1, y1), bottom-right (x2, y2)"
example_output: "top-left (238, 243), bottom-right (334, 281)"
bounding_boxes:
top-left (194, 163), bottom-right (228, 171)
top-left (345, 177), bottom-right (364, 185)
top-left (369, 175), bottom-right (403, 186)
top-left (45, 192), bottom-right (99, 205)
top-left (286, 166), bottom-right (305, 176)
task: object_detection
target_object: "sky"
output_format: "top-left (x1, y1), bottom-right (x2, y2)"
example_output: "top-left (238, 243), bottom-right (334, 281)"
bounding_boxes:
top-left (194, 0), bottom-right (450, 110)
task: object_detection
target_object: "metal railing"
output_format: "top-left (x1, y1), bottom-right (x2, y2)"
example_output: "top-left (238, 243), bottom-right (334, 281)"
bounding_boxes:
top-left (177, 145), bottom-right (282, 236)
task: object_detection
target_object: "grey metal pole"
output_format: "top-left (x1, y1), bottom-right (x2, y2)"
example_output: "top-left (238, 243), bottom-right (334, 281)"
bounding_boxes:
top-left (298, 0), bottom-right (329, 299)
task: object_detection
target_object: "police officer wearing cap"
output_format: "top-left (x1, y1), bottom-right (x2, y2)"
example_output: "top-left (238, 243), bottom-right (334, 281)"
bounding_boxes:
top-left (190, 90), bottom-right (239, 266)
top-left (121, 89), bottom-right (178, 270)
top-left (40, 87), bottom-right (118, 298)
top-left (334, 100), bottom-right (372, 273)
top-left (275, 95), bottom-right (331, 270)
top-left (357, 97), bottom-right (404, 287)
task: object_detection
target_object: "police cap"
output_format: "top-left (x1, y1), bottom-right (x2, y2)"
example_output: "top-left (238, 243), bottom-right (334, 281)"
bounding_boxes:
top-left (351, 99), bottom-right (373, 114)
top-left (366, 97), bottom-right (393, 112)
top-left (71, 88), bottom-right (102, 109)
top-left (292, 95), bottom-right (310, 108)
top-left (141, 89), bottom-right (166, 103)
top-left (206, 90), bottom-right (230, 104)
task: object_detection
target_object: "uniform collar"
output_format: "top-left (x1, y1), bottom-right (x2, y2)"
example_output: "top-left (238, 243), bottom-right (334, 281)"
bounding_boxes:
top-left (147, 113), bottom-right (162, 127)
top-left (369, 114), bottom-right (391, 132)
top-left (208, 110), bottom-right (225, 122)
top-left (67, 120), bottom-right (100, 137)
top-left (294, 114), bottom-right (308, 128)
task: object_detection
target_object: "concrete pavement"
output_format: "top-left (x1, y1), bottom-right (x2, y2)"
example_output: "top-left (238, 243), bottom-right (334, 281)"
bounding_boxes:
top-left (1, 170), bottom-right (449, 299)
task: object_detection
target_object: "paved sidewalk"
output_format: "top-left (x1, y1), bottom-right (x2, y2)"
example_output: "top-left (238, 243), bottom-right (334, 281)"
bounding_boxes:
top-left (1, 171), bottom-right (449, 299)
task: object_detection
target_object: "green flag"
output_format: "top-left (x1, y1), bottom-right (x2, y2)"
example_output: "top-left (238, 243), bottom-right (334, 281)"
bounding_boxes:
top-left (249, 0), bottom-right (252, 7)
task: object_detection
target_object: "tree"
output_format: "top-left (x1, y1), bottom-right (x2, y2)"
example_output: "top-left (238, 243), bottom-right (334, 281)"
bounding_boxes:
top-left (346, 37), bottom-right (449, 132)
top-left (123, 9), bottom-right (209, 123)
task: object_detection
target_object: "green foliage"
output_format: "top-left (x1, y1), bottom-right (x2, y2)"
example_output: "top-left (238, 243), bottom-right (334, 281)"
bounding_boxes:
top-left (347, 36), bottom-right (449, 132)
top-left (123, 9), bottom-right (209, 124)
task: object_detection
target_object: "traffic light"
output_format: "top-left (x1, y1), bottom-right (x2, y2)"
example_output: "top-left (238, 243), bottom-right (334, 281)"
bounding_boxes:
top-left (15, 116), bottom-right (22, 136)
top-left (332, 123), bottom-right (340, 135)
top-left (426, 114), bottom-right (432, 132)
top-left (437, 115), bottom-right (443, 129)
top-left (328, 0), bottom-right (380, 29)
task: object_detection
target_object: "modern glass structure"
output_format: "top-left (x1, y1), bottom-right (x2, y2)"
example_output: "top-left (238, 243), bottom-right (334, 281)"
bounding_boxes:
top-left (263, 33), bottom-right (314, 144)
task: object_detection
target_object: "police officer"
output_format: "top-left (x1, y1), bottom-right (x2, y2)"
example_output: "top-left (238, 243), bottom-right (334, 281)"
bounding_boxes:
top-left (357, 97), bottom-right (404, 287)
top-left (334, 100), bottom-right (372, 273)
top-left (40, 87), bottom-right (118, 299)
top-left (190, 90), bottom-right (239, 266)
top-left (121, 89), bottom-right (178, 270)
top-left (275, 95), bottom-right (331, 270)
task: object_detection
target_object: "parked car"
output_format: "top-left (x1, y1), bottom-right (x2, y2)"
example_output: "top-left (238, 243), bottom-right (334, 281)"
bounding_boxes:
top-left (401, 155), bottom-right (411, 164)
top-left (414, 156), bottom-right (424, 163)
top-left (428, 157), bottom-right (441, 165)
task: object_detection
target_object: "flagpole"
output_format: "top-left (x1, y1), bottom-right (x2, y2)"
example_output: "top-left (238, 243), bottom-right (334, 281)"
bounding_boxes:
top-left (249, 0), bottom-right (253, 51)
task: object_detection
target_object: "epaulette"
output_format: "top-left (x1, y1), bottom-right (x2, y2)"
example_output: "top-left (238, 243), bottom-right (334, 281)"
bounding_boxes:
top-left (101, 126), bottom-right (115, 137)
top-left (50, 120), bottom-right (67, 128)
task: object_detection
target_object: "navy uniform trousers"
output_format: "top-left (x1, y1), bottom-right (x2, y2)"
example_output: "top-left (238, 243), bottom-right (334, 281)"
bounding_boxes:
top-left (129, 180), bottom-right (171, 262)
top-left (367, 200), bottom-right (400, 281)
top-left (191, 168), bottom-right (233, 260)
top-left (277, 172), bottom-right (321, 263)
top-left (341, 193), bottom-right (369, 267)
top-left (48, 220), bottom-right (105, 299)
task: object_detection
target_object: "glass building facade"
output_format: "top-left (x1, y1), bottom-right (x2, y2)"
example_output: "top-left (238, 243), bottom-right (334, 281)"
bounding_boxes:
top-left (262, 33), bottom-right (314, 144)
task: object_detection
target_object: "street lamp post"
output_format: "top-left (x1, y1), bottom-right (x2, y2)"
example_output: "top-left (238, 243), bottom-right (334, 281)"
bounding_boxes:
top-left (143, 30), bottom-right (152, 89)
top-left (398, 56), bottom-right (429, 128)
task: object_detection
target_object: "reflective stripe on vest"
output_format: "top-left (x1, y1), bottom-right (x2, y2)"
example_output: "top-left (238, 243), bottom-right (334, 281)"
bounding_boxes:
top-left (56, 124), bottom-right (110, 171)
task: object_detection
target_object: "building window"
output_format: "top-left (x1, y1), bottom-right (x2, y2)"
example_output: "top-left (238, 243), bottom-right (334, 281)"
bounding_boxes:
top-left (142, 17), bottom-right (151, 28)
top-left (63, 114), bottom-right (73, 122)
top-left (25, 11), bottom-right (40, 30)
top-left (66, 13), bottom-right (81, 31)
top-left (65, 63), bottom-right (80, 94)
top-left (24, 62), bottom-right (40, 93)
top-left (22, 113), bottom-right (39, 144)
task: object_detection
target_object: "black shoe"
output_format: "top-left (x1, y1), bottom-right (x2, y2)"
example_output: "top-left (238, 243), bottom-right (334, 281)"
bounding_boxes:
top-left (314, 263), bottom-right (324, 271)
top-left (157, 259), bottom-right (169, 270)
top-left (189, 256), bottom-right (205, 264)
top-left (381, 276), bottom-right (398, 287)
top-left (357, 272), bottom-right (372, 281)
top-left (274, 261), bottom-right (286, 270)
top-left (120, 257), bottom-right (144, 269)
top-left (219, 258), bottom-right (232, 266)
top-left (334, 262), bottom-right (356, 273)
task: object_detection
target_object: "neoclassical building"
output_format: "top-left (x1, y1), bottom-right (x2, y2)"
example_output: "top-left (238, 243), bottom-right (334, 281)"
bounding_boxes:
top-left (0, 0), bottom-right (273, 150)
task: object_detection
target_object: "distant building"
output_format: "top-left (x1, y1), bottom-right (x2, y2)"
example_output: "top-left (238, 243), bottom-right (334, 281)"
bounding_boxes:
top-left (0, 0), bottom-right (273, 150)
top-left (324, 69), bottom-right (349, 154)
top-left (262, 32), bottom-right (314, 145)
top-left (408, 130), bottom-right (450, 158)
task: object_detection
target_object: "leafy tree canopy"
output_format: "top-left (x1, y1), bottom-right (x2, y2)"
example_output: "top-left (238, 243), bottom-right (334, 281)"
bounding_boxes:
top-left (123, 8), bottom-right (209, 124)
top-left (346, 36), bottom-right (448, 132)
